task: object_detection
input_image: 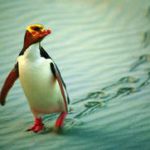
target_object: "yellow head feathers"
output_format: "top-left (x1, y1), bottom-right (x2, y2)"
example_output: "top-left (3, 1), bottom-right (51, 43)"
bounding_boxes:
top-left (26, 24), bottom-right (44, 32)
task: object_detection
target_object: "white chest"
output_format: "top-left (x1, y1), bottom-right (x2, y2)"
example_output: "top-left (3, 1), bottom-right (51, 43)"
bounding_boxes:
top-left (18, 56), bottom-right (52, 86)
top-left (17, 44), bottom-right (52, 88)
top-left (17, 45), bottom-right (65, 114)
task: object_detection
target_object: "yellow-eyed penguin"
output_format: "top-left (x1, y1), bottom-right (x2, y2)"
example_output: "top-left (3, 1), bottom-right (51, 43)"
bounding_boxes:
top-left (0, 24), bottom-right (70, 133)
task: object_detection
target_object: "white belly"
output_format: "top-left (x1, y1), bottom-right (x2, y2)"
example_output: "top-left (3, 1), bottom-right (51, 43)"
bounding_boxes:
top-left (17, 56), bottom-right (65, 115)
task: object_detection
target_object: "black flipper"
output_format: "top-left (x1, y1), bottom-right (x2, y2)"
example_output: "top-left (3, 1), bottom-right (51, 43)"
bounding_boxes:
top-left (50, 62), bottom-right (69, 112)
top-left (39, 44), bottom-right (70, 104)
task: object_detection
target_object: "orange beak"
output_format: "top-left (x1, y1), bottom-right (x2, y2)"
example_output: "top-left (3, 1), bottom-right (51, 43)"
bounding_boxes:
top-left (43, 29), bottom-right (51, 35)
top-left (39, 28), bottom-right (51, 37)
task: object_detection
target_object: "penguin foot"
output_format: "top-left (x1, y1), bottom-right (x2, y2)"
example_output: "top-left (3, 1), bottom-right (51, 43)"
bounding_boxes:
top-left (26, 118), bottom-right (44, 133)
top-left (54, 112), bottom-right (67, 133)
top-left (27, 124), bottom-right (44, 133)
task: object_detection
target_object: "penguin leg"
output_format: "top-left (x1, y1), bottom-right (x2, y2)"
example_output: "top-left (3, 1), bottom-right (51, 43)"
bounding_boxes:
top-left (54, 112), bottom-right (67, 132)
top-left (27, 117), bottom-right (44, 133)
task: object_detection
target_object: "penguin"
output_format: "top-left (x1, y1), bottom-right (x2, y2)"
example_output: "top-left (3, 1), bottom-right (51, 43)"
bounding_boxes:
top-left (0, 24), bottom-right (70, 133)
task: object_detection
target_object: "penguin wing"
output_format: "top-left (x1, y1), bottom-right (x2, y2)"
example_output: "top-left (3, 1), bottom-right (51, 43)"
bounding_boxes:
top-left (0, 63), bottom-right (19, 106)
top-left (39, 45), bottom-right (70, 104)
top-left (50, 62), bottom-right (69, 112)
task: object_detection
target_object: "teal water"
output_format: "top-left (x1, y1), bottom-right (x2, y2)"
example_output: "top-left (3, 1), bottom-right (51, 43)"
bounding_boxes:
top-left (0, 0), bottom-right (150, 150)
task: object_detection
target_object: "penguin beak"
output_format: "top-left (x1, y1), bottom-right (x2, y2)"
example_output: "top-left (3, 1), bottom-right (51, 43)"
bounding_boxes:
top-left (39, 28), bottom-right (51, 37)
top-left (42, 28), bottom-right (51, 36)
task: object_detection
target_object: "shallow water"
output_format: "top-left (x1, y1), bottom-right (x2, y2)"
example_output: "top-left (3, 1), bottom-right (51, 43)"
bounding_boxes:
top-left (0, 0), bottom-right (150, 150)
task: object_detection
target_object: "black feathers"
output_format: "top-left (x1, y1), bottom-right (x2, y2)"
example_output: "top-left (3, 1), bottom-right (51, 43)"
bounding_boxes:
top-left (50, 62), bottom-right (70, 104)
top-left (40, 44), bottom-right (70, 104)
top-left (39, 44), bottom-right (51, 59)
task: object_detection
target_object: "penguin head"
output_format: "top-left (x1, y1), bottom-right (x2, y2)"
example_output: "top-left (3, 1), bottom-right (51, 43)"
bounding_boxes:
top-left (23, 24), bottom-right (51, 49)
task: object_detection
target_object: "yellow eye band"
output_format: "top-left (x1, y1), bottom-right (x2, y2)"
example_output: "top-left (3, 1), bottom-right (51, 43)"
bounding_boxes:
top-left (26, 24), bottom-right (44, 32)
